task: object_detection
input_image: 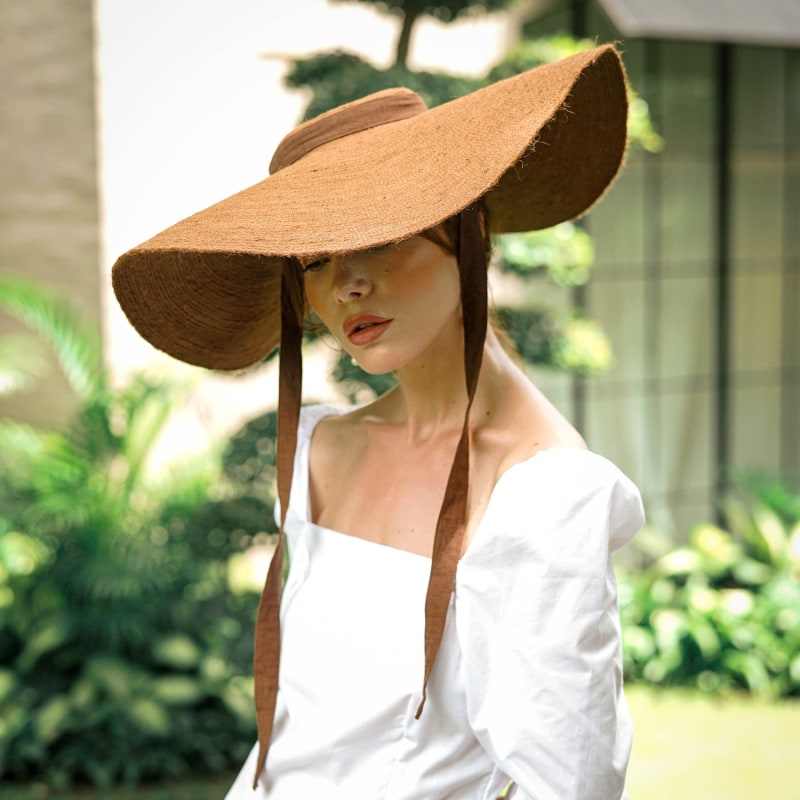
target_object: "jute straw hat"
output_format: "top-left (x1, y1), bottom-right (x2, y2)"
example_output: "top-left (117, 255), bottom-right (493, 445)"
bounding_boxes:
top-left (112, 43), bottom-right (628, 788)
top-left (112, 44), bottom-right (627, 371)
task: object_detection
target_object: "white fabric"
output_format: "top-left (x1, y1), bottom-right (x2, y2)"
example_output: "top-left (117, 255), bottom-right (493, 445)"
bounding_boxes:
top-left (225, 404), bottom-right (644, 800)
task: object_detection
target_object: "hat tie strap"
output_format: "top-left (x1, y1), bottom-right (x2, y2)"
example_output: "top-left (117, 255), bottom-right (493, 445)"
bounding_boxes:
top-left (252, 269), bottom-right (302, 789)
top-left (416, 205), bottom-right (487, 718)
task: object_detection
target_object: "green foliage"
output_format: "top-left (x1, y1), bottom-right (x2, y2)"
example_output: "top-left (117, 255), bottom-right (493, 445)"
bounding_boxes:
top-left (330, 0), bottom-right (517, 66)
top-left (619, 484), bottom-right (800, 699)
top-left (733, 469), bottom-right (800, 527)
top-left (0, 280), bottom-right (267, 786)
top-left (0, 333), bottom-right (49, 397)
top-left (0, 277), bottom-right (103, 401)
top-left (332, 0), bottom-right (516, 24)
top-left (286, 51), bottom-right (482, 120)
top-left (495, 307), bottom-right (613, 375)
top-left (495, 222), bottom-right (595, 286)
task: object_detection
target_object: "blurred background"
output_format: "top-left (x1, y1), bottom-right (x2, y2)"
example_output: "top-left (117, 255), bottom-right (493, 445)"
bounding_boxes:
top-left (1, 0), bottom-right (798, 797)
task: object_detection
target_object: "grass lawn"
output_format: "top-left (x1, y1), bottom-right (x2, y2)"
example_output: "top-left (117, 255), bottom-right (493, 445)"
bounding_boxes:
top-left (3, 687), bottom-right (799, 799)
top-left (626, 686), bottom-right (800, 800)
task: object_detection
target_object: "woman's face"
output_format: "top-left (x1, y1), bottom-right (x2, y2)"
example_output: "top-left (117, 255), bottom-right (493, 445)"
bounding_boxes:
top-left (301, 232), bottom-right (462, 375)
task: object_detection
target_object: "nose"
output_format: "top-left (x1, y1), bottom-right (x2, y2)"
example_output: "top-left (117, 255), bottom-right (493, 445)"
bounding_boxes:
top-left (332, 254), bottom-right (372, 304)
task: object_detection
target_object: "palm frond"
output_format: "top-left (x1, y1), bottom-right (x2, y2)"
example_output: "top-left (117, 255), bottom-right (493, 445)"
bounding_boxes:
top-left (0, 276), bottom-right (103, 401)
top-left (0, 418), bottom-right (61, 474)
top-left (114, 377), bottom-right (185, 495)
top-left (0, 333), bottom-right (50, 396)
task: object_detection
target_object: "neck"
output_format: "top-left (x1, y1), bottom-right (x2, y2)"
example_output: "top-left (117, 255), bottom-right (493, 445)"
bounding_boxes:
top-left (384, 325), bottom-right (508, 443)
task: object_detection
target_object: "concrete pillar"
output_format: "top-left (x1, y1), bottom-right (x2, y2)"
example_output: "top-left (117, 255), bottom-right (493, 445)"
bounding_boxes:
top-left (0, 0), bottom-right (101, 428)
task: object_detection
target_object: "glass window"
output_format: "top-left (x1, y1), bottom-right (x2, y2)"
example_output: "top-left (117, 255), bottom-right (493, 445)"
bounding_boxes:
top-left (658, 276), bottom-right (714, 382)
top-left (588, 277), bottom-right (646, 384)
top-left (732, 47), bottom-right (785, 151)
top-left (730, 157), bottom-right (785, 264)
top-left (731, 384), bottom-right (782, 472)
top-left (732, 272), bottom-right (784, 374)
top-left (588, 158), bottom-right (647, 273)
top-left (658, 390), bottom-right (714, 494)
top-left (660, 160), bottom-right (716, 270)
top-left (660, 42), bottom-right (715, 156)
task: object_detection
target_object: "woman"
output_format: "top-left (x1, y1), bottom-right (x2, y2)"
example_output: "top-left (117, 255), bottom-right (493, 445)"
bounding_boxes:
top-left (113, 44), bottom-right (644, 799)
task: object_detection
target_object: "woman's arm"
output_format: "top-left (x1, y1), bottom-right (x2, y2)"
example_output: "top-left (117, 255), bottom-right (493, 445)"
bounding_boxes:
top-left (455, 451), bottom-right (644, 800)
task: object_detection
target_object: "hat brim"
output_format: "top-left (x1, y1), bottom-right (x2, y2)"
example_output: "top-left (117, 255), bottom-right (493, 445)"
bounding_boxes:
top-left (112, 45), bottom-right (628, 370)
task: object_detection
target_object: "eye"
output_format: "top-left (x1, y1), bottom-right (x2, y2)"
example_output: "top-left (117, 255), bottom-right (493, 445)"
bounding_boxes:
top-left (367, 242), bottom-right (394, 255)
top-left (301, 256), bottom-right (330, 273)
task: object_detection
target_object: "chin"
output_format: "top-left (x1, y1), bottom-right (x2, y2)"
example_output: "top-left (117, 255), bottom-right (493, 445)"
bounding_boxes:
top-left (353, 360), bottom-right (398, 376)
top-left (350, 350), bottom-right (410, 375)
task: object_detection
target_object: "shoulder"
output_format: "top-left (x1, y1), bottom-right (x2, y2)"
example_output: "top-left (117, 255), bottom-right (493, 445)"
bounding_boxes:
top-left (302, 401), bottom-right (369, 462)
top-left (479, 449), bottom-right (644, 560)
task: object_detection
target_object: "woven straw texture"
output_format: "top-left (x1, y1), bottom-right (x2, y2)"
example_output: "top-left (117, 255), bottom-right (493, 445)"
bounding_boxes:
top-left (112, 45), bottom-right (627, 370)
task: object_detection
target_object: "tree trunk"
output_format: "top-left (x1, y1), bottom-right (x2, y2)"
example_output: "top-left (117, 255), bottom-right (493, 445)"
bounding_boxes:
top-left (394, 6), bottom-right (420, 68)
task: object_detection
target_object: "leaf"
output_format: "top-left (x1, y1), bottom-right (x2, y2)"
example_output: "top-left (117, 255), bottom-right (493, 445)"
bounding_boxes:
top-left (651, 608), bottom-right (687, 653)
top-left (0, 530), bottom-right (51, 575)
top-left (556, 317), bottom-right (614, 375)
top-left (68, 678), bottom-right (97, 713)
top-left (656, 547), bottom-right (702, 576)
top-left (0, 418), bottom-right (56, 473)
top-left (152, 676), bottom-right (204, 706)
top-left (0, 669), bottom-right (17, 704)
top-left (790, 655), bottom-right (800, 685)
top-left (121, 380), bottom-right (176, 488)
top-left (720, 589), bottom-right (755, 617)
top-left (723, 651), bottom-right (772, 696)
top-left (222, 685), bottom-right (256, 724)
top-left (16, 618), bottom-right (72, 672)
top-left (496, 223), bottom-right (595, 285)
top-left (0, 276), bottom-right (103, 401)
top-left (0, 333), bottom-right (50, 396)
top-left (789, 521), bottom-right (800, 565)
top-left (732, 558), bottom-right (772, 586)
top-left (0, 701), bottom-right (29, 768)
top-left (87, 656), bottom-right (142, 699)
top-left (34, 696), bottom-right (72, 744)
top-left (685, 612), bottom-right (721, 659)
top-left (126, 697), bottom-right (171, 736)
top-left (152, 634), bottom-right (202, 669)
top-left (752, 505), bottom-right (790, 566)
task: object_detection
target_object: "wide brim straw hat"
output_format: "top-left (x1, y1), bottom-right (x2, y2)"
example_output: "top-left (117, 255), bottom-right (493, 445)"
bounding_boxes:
top-left (112, 43), bottom-right (629, 790)
top-left (112, 44), bottom-right (628, 371)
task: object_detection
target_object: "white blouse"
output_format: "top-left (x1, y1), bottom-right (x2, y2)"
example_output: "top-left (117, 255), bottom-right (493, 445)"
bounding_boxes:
top-left (225, 404), bottom-right (644, 800)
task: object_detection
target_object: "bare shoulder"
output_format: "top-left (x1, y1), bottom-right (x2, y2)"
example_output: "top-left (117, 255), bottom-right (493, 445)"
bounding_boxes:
top-left (308, 397), bottom-right (391, 465)
top-left (310, 405), bottom-right (362, 462)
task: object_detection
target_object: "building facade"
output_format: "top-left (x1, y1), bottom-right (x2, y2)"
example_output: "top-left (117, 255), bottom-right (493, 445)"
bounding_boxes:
top-left (524, 0), bottom-right (799, 533)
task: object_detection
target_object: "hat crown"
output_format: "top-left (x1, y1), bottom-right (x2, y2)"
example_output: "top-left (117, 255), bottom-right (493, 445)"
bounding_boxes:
top-left (269, 87), bottom-right (428, 174)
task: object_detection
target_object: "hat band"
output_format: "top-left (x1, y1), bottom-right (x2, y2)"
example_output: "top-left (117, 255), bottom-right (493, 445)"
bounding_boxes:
top-left (269, 88), bottom-right (427, 174)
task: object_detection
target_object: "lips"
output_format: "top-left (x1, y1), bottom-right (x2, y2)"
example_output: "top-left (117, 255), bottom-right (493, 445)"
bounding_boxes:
top-left (343, 313), bottom-right (393, 345)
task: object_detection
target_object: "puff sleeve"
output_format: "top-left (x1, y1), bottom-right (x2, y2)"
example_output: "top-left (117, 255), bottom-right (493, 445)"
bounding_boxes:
top-left (454, 450), bottom-right (644, 800)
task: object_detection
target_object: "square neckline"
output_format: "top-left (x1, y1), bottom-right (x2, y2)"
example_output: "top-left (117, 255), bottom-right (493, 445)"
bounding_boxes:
top-left (298, 404), bottom-right (590, 564)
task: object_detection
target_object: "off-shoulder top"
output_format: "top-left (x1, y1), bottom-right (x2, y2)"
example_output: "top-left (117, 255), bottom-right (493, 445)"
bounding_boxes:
top-left (225, 404), bottom-right (644, 799)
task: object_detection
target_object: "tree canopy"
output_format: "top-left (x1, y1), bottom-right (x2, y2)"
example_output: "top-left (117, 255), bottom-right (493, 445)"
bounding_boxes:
top-left (332, 0), bottom-right (517, 66)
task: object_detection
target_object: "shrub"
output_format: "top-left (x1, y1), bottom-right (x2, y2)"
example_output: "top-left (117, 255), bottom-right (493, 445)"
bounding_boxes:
top-left (0, 279), bottom-right (271, 787)
top-left (619, 482), bottom-right (800, 698)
